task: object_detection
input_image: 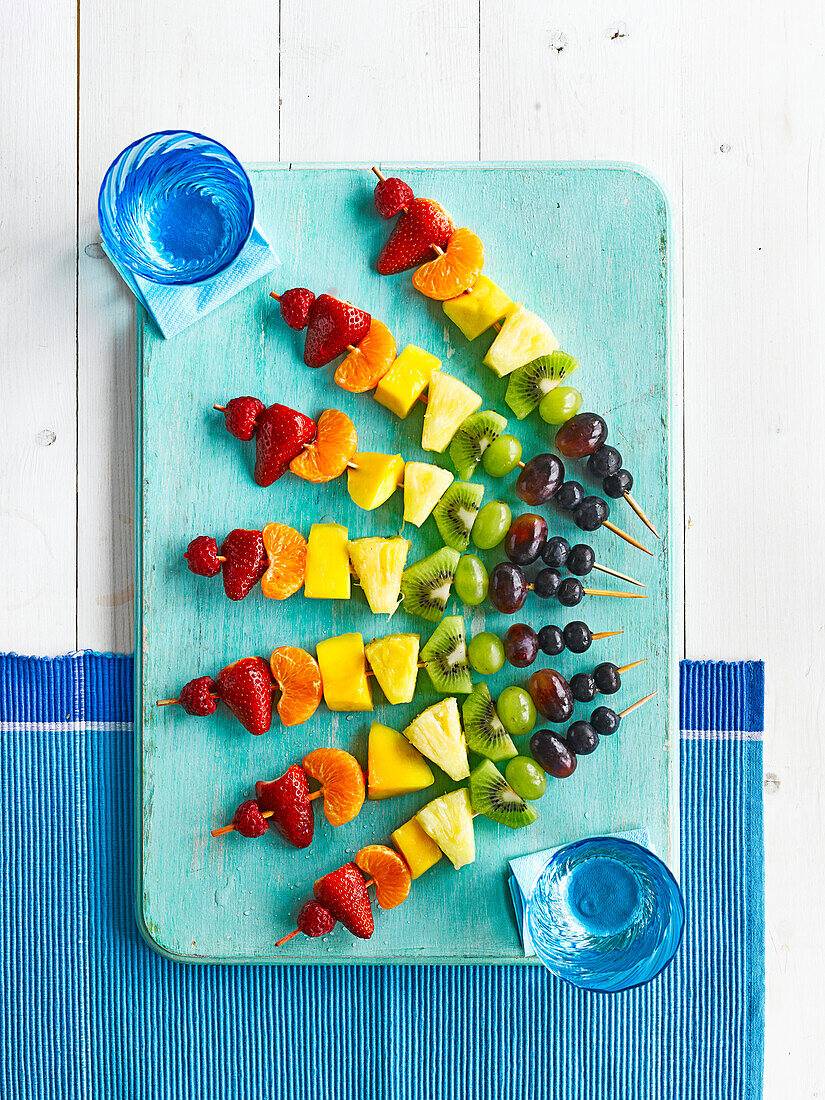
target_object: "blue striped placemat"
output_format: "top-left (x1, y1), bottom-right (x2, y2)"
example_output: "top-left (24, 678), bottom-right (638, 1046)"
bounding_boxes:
top-left (0, 655), bottom-right (764, 1099)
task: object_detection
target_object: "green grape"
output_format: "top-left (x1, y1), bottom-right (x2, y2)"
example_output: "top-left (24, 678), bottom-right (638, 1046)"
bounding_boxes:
top-left (539, 386), bottom-right (583, 425)
top-left (468, 632), bottom-right (505, 675)
top-left (472, 500), bottom-right (511, 549)
top-left (505, 756), bottom-right (547, 800)
top-left (454, 554), bottom-right (489, 606)
top-left (482, 434), bottom-right (523, 478)
top-left (496, 686), bottom-right (537, 737)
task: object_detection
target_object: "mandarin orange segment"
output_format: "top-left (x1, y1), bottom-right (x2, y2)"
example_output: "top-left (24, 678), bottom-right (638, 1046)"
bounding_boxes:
top-left (334, 319), bottom-right (397, 394)
top-left (289, 409), bottom-right (357, 482)
top-left (261, 523), bottom-right (307, 600)
top-left (269, 646), bottom-right (323, 726)
top-left (412, 228), bottom-right (485, 301)
top-left (302, 748), bottom-right (366, 826)
top-left (354, 844), bottom-right (412, 909)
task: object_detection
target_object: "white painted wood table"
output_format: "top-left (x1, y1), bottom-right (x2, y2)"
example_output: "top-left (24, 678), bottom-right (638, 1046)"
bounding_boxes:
top-left (1, 0), bottom-right (821, 1091)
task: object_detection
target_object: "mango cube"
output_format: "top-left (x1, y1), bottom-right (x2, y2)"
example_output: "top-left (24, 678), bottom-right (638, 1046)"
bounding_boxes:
top-left (391, 816), bottom-right (443, 879)
top-left (347, 453), bottom-right (405, 510)
top-left (443, 275), bottom-right (513, 340)
top-left (304, 523), bottom-right (350, 599)
top-left (316, 633), bottom-right (373, 711)
top-left (367, 722), bottom-right (434, 800)
top-left (374, 345), bottom-right (441, 418)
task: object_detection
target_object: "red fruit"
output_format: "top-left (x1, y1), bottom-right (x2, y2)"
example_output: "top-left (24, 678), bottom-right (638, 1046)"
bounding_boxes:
top-left (374, 176), bottom-right (414, 219)
top-left (221, 396), bottom-right (266, 441)
top-left (232, 799), bottom-right (269, 838)
top-left (184, 535), bottom-right (222, 578)
top-left (179, 675), bottom-right (217, 716)
top-left (303, 294), bottom-right (371, 369)
top-left (254, 403), bottom-right (317, 487)
top-left (376, 198), bottom-right (455, 275)
top-left (278, 288), bottom-right (315, 330)
top-left (297, 900), bottom-right (336, 937)
top-left (313, 863), bottom-right (374, 939)
top-left (254, 765), bottom-right (314, 849)
top-left (219, 529), bottom-right (267, 601)
top-left (216, 657), bottom-right (274, 736)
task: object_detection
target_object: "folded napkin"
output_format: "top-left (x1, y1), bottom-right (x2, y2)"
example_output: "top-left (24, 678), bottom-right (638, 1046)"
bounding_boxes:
top-left (508, 827), bottom-right (651, 956)
top-left (102, 221), bottom-right (280, 339)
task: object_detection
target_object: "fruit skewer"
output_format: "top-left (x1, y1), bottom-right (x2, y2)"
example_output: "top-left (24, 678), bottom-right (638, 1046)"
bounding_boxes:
top-left (531, 691), bottom-right (659, 778)
top-left (527, 662), bottom-right (647, 723)
top-left (501, 516), bottom-right (644, 588)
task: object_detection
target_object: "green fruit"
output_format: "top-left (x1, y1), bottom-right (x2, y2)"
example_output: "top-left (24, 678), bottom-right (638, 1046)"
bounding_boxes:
top-left (496, 686), bottom-right (537, 736)
top-left (505, 756), bottom-right (547, 800)
top-left (448, 410), bottom-right (508, 481)
top-left (469, 759), bottom-right (538, 828)
top-left (481, 434), bottom-right (522, 478)
top-left (420, 615), bottom-right (472, 694)
top-left (462, 683), bottom-right (517, 761)
top-left (467, 631), bottom-right (505, 674)
top-left (432, 481), bottom-right (485, 553)
top-left (472, 500), bottom-right (511, 550)
top-left (504, 351), bottom-right (579, 420)
top-left (539, 385), bottom-right (583, 425)
top-left (400, 546), bottom-right (461, 622)
top-left (454, 554), bottom-right (489, 606)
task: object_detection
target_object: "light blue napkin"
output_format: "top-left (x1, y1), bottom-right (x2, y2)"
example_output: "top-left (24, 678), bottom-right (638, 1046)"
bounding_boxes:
top-left (102, 221), bottom-right (280, 339)
top-left (508, 827), bottom-right (651, 956)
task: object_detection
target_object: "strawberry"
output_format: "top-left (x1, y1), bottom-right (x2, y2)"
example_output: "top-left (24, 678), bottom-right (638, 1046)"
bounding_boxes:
top-left (218, 529), bottom-right (267, 600)
top-left (220, 396), bottom-right (266, 441)
top-left (377, 198), bottom-right (455, 275)
top-left (254, 403), bottom-right (317, 487)
top-left (303, 295), bottom-right (371, 369)
top-left (184, 535), bottom-right (222, 577)
top-left (374, 176), bottom-right (414, 219)
top-left (313, 863), bottom-right (374, 939)
top-left (297, 900), bottom-right (336, 937)
top-left (232, 799), bottom-right (269, 838)
top-left (216, 657), bottom-right (274, 736)
top-left (255, 765), bottom-right (314, 849)
top-left (278, 288), bottom-right (315, 330)
top-left (179, 675), bottom-right (217, 716)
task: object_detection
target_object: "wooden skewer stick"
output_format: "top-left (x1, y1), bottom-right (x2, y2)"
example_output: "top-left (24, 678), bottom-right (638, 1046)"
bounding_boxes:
top-left (618, 690), bottom-right (658, 719)
top-left (591, 562), bottom-right (644, 588)
top-left (623, 492), bottom-right (661, 540)
top-left (212, 790), bottom-right (325, 838)
top-left (276, 876), bottom-right (377, 947)
top-left (590, 629), bottom-right (624, 641)
top-left (602, 520), bottom-right (653, 556)
top-left (616, 659), bottom-right (647, 674)
top-left (583, 588), bottom-right (646, 600)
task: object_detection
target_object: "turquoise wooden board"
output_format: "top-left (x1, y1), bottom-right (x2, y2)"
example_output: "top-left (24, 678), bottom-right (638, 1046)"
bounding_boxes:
top-left (136, 164), bottom-right (676, 964)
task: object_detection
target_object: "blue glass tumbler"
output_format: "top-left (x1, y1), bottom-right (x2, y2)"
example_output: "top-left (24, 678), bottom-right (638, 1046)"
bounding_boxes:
top-left (527, 836), bottom-right (684, 992)
top-left (98, 130), bottom-right (255, 285)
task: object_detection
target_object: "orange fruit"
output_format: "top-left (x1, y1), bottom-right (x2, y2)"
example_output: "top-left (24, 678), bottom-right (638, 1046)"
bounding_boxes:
top-left (269, 647), bottom-right (322, 726)
top-left (412, 228), bottom-right (485, 301)
top-left (334, 319), bottom-right (397, 394)
top-left (354, 844), bottom-right (412, 909)
top-left (261, 523), bottom-right (307, 599)
top-left (302, 747), bottom-right (365, 826)
top-left (289, 409), bottom-right (358, 482)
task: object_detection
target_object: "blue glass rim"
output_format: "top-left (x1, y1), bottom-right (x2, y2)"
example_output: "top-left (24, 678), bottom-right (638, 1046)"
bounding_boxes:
top-left (527, 836), bottom-right (685, 994)
top-left (97, 129), bottom-right (255, 286)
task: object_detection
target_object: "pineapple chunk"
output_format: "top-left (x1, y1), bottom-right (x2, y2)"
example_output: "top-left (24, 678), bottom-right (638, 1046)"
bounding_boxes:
top-left (392, 817), bottom-right (443, 878)
top-left (348, 537), bottom-right (410, 615)
top-left (402, 462), bottom-right (454, 527)
top-left (347, 453), bottom-right (405, 510)
top-left (482, 303), bottom-right (559, 377)
top-left (402, 697), bottom-right (469, 781)
top-left (374, 345), bottom-right (441, 418)
top-left (364, 633), bottom-right (420, 703)
top-left (443, 275), bottom-right (513, 340)
top-left (316, 633), bottom-right (373, 711)
top-left (421, 372), bottom-right (482, 453)
top-left (304, 523), bottom-right (350, 599)
top-left (367, 722), bottom-right (434, 800)
top-left (416, 788), bottom-right (475, 870)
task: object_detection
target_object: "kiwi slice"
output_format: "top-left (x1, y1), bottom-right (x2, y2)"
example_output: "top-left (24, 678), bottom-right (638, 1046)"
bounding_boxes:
top-left (462, 683), bottom-right (517, 762)
top-left (432, 481), bottom-right (485, 552)
top-left (400, 546), bottom-right (461, 622)
top-left (505, 351), bottom-right (579, 420)
top-left (420, 615), bottom-right (472, 694)
top-left (449, 410), bottom-right (508, 481)
top-left (469, 759), bottom-right (538, 829)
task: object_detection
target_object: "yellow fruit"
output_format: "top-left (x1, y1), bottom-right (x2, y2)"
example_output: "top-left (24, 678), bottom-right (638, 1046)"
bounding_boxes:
top-left (348, 537), bottom-right (410, 615)
top-left (402, 696), bottom-right (469, 781)
top-left (402, 461), bottom-right (454, 527)
top-left (374, 345), bottom-right (441, 418)
top-left (421, 371), bottom-right (482, 453)
top-left (364, 633), bottom-right (420, 704)
top-left (482, 303), bottom-right (559, 377)
top-left (316, 633), bottom-right (373, 711)
top-left (367, 722), bottom-right (434, 800)
top-left (415, 788), bottom-right (475, 870)
top-left (442, 275), bottom-right (513, 340)
top-left (304, 523), bottom-right (350, 600)
top-left (347, 453), bottom-right (405, 510)
top-left (392, 817), bottom-right (443, 879)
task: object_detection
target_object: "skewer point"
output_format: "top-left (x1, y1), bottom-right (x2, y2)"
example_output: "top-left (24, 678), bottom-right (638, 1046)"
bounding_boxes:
top-left (623, 493), bottom-right (661, 539)
top-left (616, 658), bottom-right (648, 674)
top-left (602, 520), bottom-right (654, 556)
top-left (583, 588), bottom-right (647, 599)
top-left (618, 690), bottom-right (658, 719)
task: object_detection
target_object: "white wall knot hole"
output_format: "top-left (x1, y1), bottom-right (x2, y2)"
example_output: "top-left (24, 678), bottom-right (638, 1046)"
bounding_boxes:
top-left (36, 429), bottom-right (56, 447)
top-left (719, 143), bottom-right (731, 153)
top-left (85, 242), bottom-right (106, 259)
top-left (608, 22), bottom-right (628, 40)
top-left (549, 31), bottom-right (568, 53)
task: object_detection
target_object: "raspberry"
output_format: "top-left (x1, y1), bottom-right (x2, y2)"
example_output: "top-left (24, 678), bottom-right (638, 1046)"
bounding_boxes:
top-left (184, 535), bottom-right (221, 577)
top-left (278, 288), bottom-right (315, 330)
top-left (222, 396), bottom-right (265, 441)
top-left (297, 900), bottom-right (336, 937)
top-left (232, 800), bottom-right (269, 838)
top-left (373, 177), bottom-right (414, 219)
top-left (179, 676), bottom-right (217, 716)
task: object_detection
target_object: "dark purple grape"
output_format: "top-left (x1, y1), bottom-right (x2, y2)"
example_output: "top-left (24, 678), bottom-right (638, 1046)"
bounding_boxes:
top-left (603, 469), bottom-right (633, 498)
top-left (566, 721), bottom-right (599, 755)
top-left (555, 481), bottom-right (584, 511)
top-left (587, 445), bottom-right (622, 479)
top-left (555, 413), bottom-right (608, 459)
top-left (541, 536), bottom-right (570, 568)
top-left (515, 454), bottom-right (564, 505)
top-left (593, 662), bottom-right (621, 695)
top-left (562, 621), bottom-right (592, 654)
top-left (567, 543), bottom-right (595, 576)
top-left (573, 496), bottom-right (609, 532)
top-left (591, 706), bottom-right (620, 736)
top-left (533, 568), bottom-right (561, 599)
top-left (557, 577), bottom-right (584, 607)
top-left (538, 624), bottom-right (565, 656)
top-left (488, 562), bottom-right (528, 614)
top-left (504, 513), bottom-right (547, 565)
top-left (530, 729), bottom-right (577, 778)
top-left (570, 672), bottom-right (597, 703)
top-left (504, 623), bottom-right (540, 668)
top-left (528, 668), bottom-right (574, 722)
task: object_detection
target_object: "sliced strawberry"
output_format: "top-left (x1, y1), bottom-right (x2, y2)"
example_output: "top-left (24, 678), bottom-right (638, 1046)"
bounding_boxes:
top-left (218, 529), bottom-right (267, 601)
top-left (278, 288), bottom-right (315, 330)
top-left (220, 396), bottom-right (266, 441)
top-left (255, 765), bottom-right (314, 849)
top-left (377, 198), bottom-right (455, 275)
top-left (232, 800), bottom-right (269, 838)
top-left (179, 675), bottom-right (217, 716)
top-left (216, 657), bottom-right (274, 736)
top-left (184, 535), bottom-right (222, 577)
top-left (313, 863), bottom-right (374, 939)
top-left (304, 295), bottom-right (371, 369)
top-left (253, 403), bottom-right (317, 487)
top-left (374, 176), bottom-right (414, 219)
top-left (297, 900), bottom-right (336, 937)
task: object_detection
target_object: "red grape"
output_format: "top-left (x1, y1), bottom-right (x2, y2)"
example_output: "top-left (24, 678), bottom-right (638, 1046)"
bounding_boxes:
top-left (515, 454), bottom-right (564, 505)
top-left (503, 623), bottom-right (540, 668)
top-left (488, 562), bottom-right (529, 614)
top-left (504, 513), bottom-right (547, 565)
top-left (555, 413), bottom-right (608, 459)
top-left (530, 729), bottom-right (577, 778)
top-left (528, 668), bottom-right (574, 722)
